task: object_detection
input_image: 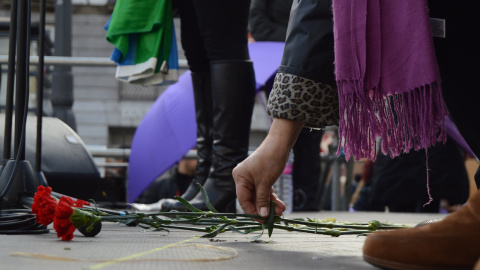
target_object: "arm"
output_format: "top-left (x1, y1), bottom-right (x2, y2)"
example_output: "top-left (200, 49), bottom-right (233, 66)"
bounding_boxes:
top-left (233, 118), bottom-right (304, 219)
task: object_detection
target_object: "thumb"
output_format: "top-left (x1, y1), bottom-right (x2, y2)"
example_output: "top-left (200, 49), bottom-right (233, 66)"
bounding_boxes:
top-left (255, 183), bottom-right (273, 218)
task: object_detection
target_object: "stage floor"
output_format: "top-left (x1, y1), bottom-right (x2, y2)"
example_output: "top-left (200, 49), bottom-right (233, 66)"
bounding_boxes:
top-left (1, 211), bottom-right (446, 270)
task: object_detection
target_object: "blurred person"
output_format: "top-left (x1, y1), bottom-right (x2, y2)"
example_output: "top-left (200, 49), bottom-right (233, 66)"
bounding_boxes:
top-left (249, 0), bottom-right (324, 211)
top-left (352, 136), bottom-right (469, 213)
top-left (349, 159), bottom-right (374, 211)
top-left (133, 158), bottom-right (197, 211)
top-left (249, 0), bottom-right (292, 42)
top-left (159, 0), bottom-right (256, 213)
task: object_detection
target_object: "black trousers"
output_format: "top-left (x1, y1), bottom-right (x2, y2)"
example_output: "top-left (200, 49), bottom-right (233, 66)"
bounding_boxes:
top-left (428, 0), bottom-right (480, 187)
top-left (174, 0), bottom-right (252, 72)
top-left (292, 128), bottom-right (323, 211)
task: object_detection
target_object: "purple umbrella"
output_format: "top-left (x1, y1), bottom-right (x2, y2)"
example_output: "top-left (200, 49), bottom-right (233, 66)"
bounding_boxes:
top-left (127, 42), bottom-right (285, 202)
top-left (249, 41), bottom-right (285, 90)
top-left (127, 71), bottom-right (197, 203)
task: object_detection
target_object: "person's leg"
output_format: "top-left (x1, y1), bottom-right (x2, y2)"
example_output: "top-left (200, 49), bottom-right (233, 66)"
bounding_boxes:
top-left (159, 0), bottom-right (213, 210)
top-left (176, 0), bottom-right (212, 196)
top-left (175, 0), bottom-right (209, 72)
top-left (189, 0), bottom-right (256, 212)
top-left (292, 128), bottom-right (323, 211)
top-left (192, 0), bottom-right (251, 62)
top-left (187, 60), bottom-right (256, 212)
top-left (162, 0), bottom-right (256, 212)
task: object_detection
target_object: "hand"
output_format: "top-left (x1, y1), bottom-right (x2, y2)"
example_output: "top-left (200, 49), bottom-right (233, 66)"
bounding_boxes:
top-left (233, 118), bottom-right (304, 221)
top-left (233, 143), bottom-right (287, 222)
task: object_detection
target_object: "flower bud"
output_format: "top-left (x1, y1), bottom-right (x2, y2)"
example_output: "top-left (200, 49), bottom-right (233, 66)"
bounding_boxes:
top-left (70, 208), bottom-right (101, 228)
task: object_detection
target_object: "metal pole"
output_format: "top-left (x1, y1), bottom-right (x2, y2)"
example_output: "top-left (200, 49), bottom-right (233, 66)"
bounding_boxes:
top-left (3, 0), bottom-right (18, 161)
top-left (0, 0), bottom-right (44, 210)
top-left (0, 55), bottom-right (189, 67)
top-left (36, 0), bottom-right (46, 172)
top-left (13, 0), bottom-right (29, 160)
top-left (330, 157), bottom-right (341, 210)
top-left (52, 0), bottom-right (76, 130)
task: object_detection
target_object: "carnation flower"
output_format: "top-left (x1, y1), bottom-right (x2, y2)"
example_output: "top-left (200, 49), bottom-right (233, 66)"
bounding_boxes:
top-left (51, 196), bottom-right (100, 241)
top-left (73, 199), bottom-right (90, 208)
top-left (31, 186), bottom-right (58, 226)
top-left (53, 196), bottom-right (77, 241)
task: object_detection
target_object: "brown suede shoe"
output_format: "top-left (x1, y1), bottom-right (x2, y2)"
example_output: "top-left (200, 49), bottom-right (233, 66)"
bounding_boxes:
top-left (363, 190), bottom-right (480, 270)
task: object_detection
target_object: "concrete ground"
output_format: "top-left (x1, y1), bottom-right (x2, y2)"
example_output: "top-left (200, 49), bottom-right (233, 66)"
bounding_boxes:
top-left (0, 211), bottom-right (447, 270)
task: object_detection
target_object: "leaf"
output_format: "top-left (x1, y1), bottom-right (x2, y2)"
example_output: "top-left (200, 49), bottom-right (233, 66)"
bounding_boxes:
top-left (201, 224), bottom-right (228, 238)
top-left (266, 201), bottom-right (276, 238)
top-left (227, 226), bottom-right (247, 235)
top-left (195, 183), bottom-right (230, 221)
top-left (137, 224), bottom-right (150, 229)
top-left (118, 218), bottom-right (136, 225)
top-left (174, 196), bottom-right (204, 212)
top-left (226, 225), bottom-right (262, 236)
top-left (196, 183), bottom-right (218, 213)
top-left (247, 226), bottom-right (264, 241)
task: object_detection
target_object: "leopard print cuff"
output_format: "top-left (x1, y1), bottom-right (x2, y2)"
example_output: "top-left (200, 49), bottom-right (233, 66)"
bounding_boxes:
top-left (267, 72), bottom-right (339, 129)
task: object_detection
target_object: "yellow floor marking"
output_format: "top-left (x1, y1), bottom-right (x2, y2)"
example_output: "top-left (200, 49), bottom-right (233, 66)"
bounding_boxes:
top-left (88, 236), bottom-right (200, 270)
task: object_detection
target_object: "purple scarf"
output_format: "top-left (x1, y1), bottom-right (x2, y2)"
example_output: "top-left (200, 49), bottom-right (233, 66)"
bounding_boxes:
top-left (333, 0), bottom-right (448, 160)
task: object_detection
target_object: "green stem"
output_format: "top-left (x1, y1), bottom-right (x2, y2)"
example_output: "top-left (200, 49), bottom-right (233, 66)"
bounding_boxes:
top-left (153, 212), bottom-right (265, 220)
top-left (272, 224), bottom-right (372, 236)
top-left (280, 218), bottom-right (403, 230)
top-left (227, 225), bottom-right (263, 230)
top-left (151, 224), bottom-right (211, 233)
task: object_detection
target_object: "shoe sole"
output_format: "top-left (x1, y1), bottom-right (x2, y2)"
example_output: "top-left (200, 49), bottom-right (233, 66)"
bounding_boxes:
top-left (363, 255), bottom-right (471, 270)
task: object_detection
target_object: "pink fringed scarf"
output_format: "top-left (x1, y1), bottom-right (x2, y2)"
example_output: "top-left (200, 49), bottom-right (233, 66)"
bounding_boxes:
top-left (333, 0), bottom-right (448, 161)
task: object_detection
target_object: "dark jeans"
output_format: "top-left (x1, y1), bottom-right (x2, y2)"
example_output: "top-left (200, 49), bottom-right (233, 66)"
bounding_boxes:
top-left (174, 0), bottom-right (251, 72)
top-left (428, 0), bottom-right (480, 188)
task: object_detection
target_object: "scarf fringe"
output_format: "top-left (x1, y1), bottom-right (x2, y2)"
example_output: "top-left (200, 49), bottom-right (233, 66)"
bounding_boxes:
top-left (337, 80), bottom-right (448, 161)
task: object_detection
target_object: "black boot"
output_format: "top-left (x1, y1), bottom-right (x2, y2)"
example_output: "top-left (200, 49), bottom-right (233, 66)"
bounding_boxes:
top-left (159, 71), bottom-right (213, 209)
top-left (162, 60), bottom-right (256, 212)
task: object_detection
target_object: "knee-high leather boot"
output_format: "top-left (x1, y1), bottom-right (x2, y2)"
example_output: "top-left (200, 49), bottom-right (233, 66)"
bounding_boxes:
top-left (161, 60), bottom-right (256, 212)
top-left (159, 71), bottom-right (213, 209)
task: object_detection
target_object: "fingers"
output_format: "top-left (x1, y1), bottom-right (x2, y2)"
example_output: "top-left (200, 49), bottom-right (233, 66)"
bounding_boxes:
top-left (234, 177), bottom-right (254, 210)
top-left (234, 174), bottom-right (266, 223)
top-left (233, 164), bottom-right (257, 214)
top-left (270, 191), bottom-right (286, 216)
top-left (233, 149), bottom-right (288, 220)
top-left (255, 182), bottom-right (277, 218)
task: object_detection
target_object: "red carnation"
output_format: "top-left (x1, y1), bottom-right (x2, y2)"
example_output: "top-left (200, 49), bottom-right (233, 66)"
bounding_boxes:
top-left (53, 196), bottom-right (76, 241)
top-left (31, 186), bottom-right (58, 226)
top-left (73, 199), bottom-right (90, 207)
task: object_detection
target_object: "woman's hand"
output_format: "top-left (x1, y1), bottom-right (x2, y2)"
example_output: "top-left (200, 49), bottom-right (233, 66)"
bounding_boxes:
top-left (233, 118), bottom-right (304, 221)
